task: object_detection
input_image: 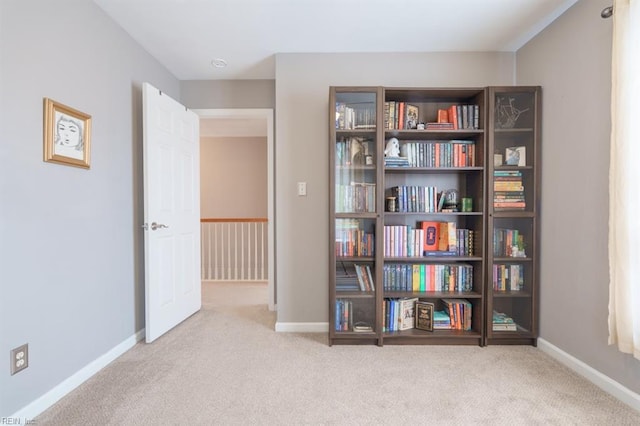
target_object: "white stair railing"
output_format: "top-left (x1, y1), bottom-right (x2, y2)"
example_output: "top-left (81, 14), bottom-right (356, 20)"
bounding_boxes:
top-left (201, 218), bottom-right (268, 281)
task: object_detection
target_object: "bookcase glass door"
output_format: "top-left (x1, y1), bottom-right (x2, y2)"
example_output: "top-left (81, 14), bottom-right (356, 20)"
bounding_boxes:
top-left (487, 87), bottom-right (540, 345)
top-left (330, 88), bottom-right (381, 344)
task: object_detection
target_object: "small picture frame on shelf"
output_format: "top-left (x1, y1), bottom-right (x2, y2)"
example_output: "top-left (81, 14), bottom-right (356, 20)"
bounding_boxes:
top-left (415, 301), bottom-right (434, 332)
top-left (505, 146), bottom-right (526, 166)
top-left (405, 104), bottom-right (419, 129)
top-left (494, 153), bottom-right (503, 167)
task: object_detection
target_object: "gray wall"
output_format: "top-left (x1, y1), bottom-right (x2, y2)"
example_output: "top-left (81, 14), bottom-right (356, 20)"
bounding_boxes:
top-left (181, 80), bottom-right (275, 109)
top-left (274, 52), bottom-right (515, 323)
top-left (517, 0), bottom-right (640, 394)
top-left (0, 0), bottom-right (180, 415)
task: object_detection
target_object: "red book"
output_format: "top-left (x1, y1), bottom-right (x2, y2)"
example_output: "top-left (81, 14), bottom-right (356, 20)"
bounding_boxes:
top-left (448, 105), bottom-right (459, 130)
top-left (420, 221), bottom-right (440, 252)
top-left (437, 109), bottom-right (449, 123)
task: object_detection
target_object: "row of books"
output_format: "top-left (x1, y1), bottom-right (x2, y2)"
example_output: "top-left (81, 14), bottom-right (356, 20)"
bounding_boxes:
top-left (493, 264), bottom-right (525, 292)
top-left (420, 221), bottom-right (475, 255)
top-left (334, 299), bottom-right (354, 331)
top-left (433, 104), bottom-right (480, 130)
top-left (335, 137), bottom-right (374, 167)
top-left (383, 297), bottom-right (418, 331)
top-left (383, 263), bottom-right (474, 292)
top-left (397, 140), bottom-right (477, 168)
top-left (335, 102), bottom-right (376, 130)
top-left (387, 185), bottom-right (443, 213)
top-left (335, 262), bottom-right (365, 292)
top-left (383, 298), bottom-right (470, 332)
top-left (494, 170), bottom-right (526, 210)
top-left (336, 302), bottom-right (515, 332)
top-left (442, 299), bottom-right (473, 330)
top-left (335, 219), bottom-right (374, 257)
top-left (493, 228), bottom-right (527, 257)
top-left (335, 183), bottom-right (376, 213)
top-left (492, 310), bottom-right (517, 331)
top-left (354, 264), bottom-right (375, 291)
top-left (383, 103), bottom-right (480, 130)
top-left (383, 223), bottom-right (475, 258)
top-left (384, 102), bottom-right (419, 130)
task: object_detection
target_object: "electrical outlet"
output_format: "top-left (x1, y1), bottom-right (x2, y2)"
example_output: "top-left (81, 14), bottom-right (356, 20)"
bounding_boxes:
top-left (10, 344), bottom-right (28, 375)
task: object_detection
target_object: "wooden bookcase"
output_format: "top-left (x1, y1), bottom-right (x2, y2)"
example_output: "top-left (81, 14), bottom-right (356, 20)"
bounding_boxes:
top-left (328, 86), bottom-right (540, 346)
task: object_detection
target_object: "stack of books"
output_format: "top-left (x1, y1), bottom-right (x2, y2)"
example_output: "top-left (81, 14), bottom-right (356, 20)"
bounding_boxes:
top-left (433, 310), bottom-right (452, 329)
top-left (492, 310), bottom-right (517, 331)
top-left (384, 156), bottom-right (410, 167)
top-left (494, 170), bottom-right (525, 210)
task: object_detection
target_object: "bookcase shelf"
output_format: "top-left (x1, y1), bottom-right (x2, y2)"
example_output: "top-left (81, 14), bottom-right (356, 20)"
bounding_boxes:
top-left (329, 85), bottom-right (540, 347)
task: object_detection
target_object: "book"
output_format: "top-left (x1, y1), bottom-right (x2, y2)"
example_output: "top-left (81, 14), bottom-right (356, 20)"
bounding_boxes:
top-left (353, 323), bottom-right (373, 332)
top-left (437, 109), bottom-right (449, 123)
top-left (420, 221), bottom-right (440, 252)
top-left (437, 222), bottom-right (457, 252)
top-left (398, 298), bottom-right (419, 330)
top-left (492, 323), bottom-right (517, 331)
top-left (426, 122), bottom-right (454, 130)
top-left (415, 301), bottom-right (434, 331)
top-left (448, 105), bottom-right (459, 130)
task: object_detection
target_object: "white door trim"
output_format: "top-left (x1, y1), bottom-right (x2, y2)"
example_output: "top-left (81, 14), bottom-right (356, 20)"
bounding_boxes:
top-left (193, 108), bottom-right (276, 312)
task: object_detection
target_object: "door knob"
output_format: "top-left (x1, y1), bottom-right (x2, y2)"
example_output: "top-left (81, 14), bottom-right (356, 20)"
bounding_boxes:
top-left (151, 222), bottom-right (169, 231)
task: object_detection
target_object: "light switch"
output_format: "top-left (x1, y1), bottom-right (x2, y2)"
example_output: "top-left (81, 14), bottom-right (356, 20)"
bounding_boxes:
top-left (297, 182), bottom-right (307, 196)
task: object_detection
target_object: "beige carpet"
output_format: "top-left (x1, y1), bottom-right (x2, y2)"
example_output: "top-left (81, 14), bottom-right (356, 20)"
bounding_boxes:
top-left (36, 282), bottom-right (640, 425)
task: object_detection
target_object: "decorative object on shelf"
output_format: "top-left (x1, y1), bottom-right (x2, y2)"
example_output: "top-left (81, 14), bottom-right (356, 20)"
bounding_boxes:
top-left (494, 153), bottom-right (503, 167)
top-left (365, 155), bottom-right (374, 165)
top-left (353, 322), bottom-right (373, 332)
top-left (505, 146), bottom-right (526, 166)
top-left (43, 97), bottom-right (92, 169)
top-left (405, 104), bottom-right (419, 129)
top-left (386, 196), bottom-right (397, 212)
top-left (417, 122), bottom-right (425, 130)
top-left (495, 96), bottom-right (529, 129)
top-left (442, 189), bottom-right (460, 211)
top-left (384, 137), bottom-right (400, 157)
top-left (462, 197), bottom-right (473, 212)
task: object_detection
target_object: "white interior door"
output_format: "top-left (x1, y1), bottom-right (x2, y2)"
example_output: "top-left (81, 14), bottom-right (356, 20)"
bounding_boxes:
top-left (142, 82), bottom-right (201, 343)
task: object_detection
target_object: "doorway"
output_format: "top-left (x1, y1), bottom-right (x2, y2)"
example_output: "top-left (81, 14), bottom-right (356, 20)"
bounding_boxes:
top-left (194, 109), bottom-right (275, 312)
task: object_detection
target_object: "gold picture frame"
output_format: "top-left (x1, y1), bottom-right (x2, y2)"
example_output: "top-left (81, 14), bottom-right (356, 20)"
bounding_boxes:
top-left (43, 98), bottom-right (91, 169)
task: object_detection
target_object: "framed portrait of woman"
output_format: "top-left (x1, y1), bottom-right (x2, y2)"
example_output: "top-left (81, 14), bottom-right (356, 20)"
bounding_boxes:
top-left (43, 98), bottom-right (92, 169)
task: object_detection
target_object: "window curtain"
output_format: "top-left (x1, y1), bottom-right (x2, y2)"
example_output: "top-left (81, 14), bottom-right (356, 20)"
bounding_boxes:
top-left (608, 0), bottom-right (640, 359)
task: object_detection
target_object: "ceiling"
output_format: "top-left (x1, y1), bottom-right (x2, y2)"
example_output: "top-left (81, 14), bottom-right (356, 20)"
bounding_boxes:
top-left (94, 0), bottom-right (579, 81)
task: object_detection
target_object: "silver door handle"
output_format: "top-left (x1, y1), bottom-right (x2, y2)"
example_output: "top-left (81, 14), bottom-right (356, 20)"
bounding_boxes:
top-left (151, 222), bottom-right (169, 231)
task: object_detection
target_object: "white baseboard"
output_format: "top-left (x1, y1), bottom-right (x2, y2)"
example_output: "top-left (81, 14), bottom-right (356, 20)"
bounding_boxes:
top-left (275, 322), bottom-right (328, 332)
top-left (11, 328), bottom-right (145, 420)
top-left (538, 338), bottom-right (640, 413)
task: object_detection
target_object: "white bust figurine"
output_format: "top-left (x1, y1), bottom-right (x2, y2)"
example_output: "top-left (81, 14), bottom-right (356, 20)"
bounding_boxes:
top-left (384, 138), bottom-right (400, 157)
